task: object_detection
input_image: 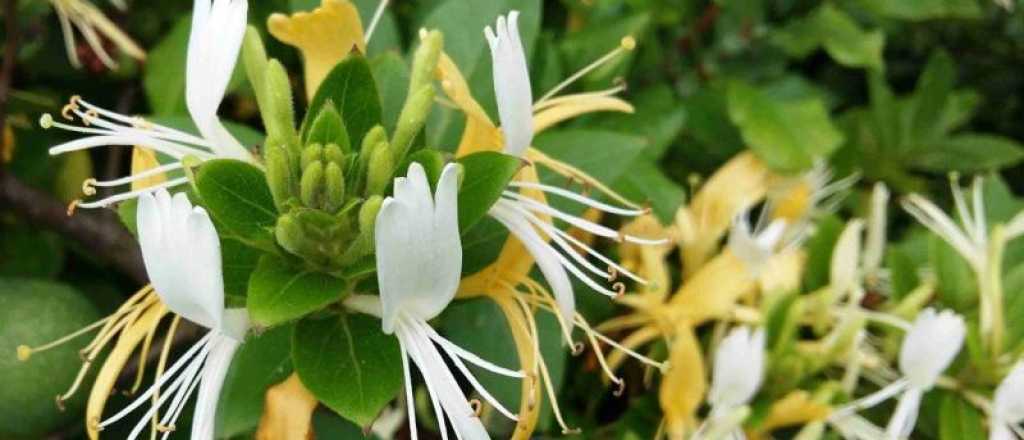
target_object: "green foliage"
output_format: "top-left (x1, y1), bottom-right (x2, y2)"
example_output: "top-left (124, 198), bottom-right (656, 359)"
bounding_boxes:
top-left (456, 151), bottom-right (523, 232)
top-left (292, 313), bottom-right (403, 427)
top-left (302, 55), bottom-right (383, 150)
top-left (247, 255), bottom-right (348, 328)
top-left (216, 324), bottom-right (295, 438)
top-left (195, 159), bottom-right (278, 245)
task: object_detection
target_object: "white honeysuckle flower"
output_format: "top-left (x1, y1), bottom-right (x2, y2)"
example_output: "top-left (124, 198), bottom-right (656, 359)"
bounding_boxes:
top-left (902, 176), bottom-right (989, 272)
top-left (831, 219), bottom-right (865, 303)
top-left (862, 182), bottom-right (890, 277)
top-left (96, 189), bottom-right (248, 440)
top-left (372, 163), bottom-right (524, 440)
top-left (485, 10), bottom-right (533, 157)
top-left (42, 0), bottom-right (251, 209)
top-left (696, 327), bottom-right (765, 440)
top-left (483, 11), bottom-right (667, 326)
top-left (830, 308), bottom-right (965, 440)
top-left (991, 361), bottom-right (1024, 440)
top-left (727, 212), bottom-right (788, 277)
top-left (709, 327), bottom-right (765, 410)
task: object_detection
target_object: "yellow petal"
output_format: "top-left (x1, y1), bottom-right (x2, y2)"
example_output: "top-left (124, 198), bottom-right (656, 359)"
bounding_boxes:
top-left (619, 215), bottom-right (675, 303)
top-left (758, 250), bottom-right (806, 295)
top-left (489, 292), bottom-right (542, 440)
top-left (669, 251), bottom-right (757, 325)
top-left (268, 0), bottom-right (366, 100)
top-left (660, 324), bottom-right (706, 439)
top-left (532, 94), bottom-right (633, 134)
top-left (770, 179), bottom-right (814, 223)
top-left (434, 52), bottom-right (503, 157)
top-left (256, 373), bottom-right (319, 440)
top-left (680, 152), bottom-right (770, 276)
top-left (130, 147), bottom-right (167, 191)
top-left (753, 390), bottom-right (831, 435)
top-left (86, 303), bottom-right (168, 439)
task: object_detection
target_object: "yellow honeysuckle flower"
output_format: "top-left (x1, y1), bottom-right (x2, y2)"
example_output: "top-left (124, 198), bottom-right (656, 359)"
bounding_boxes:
top-left (660, 323), bottom-right (706, 440)
top-left (749, 390), bottom-right (832, 438)
top-left (268, 0), bottom-right (366, 100)
top-left (255, 374), bottom-right (319, 439)
top-left (49, 0), bottom-right (146, 70)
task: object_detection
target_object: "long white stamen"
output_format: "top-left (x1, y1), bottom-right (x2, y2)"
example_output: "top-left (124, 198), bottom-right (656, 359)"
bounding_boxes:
top-left (414, 321), bottom-right (519, 422)
top-left (503, 192), bottom-right (620, 239)
top-left (76, 98), bottom-right (209, 143)
top-left (542, 220), bottom-right (646, 283)
top-left (157, 355), bottom-right (208, 437)
top-left (971, 177), bottom-right (987, 246)
top-left (535, 37), bottom-right (635, 107)
top-left (98, 333), bottom-right (214, 428)
top-left (950, 176), bottom-right (978, 244)
top-left (532, 85), bottom-right (627, 112)
top-left (422, 323), bottom-right (524, 378)
top-left (400, 343), bottom-right (418, 440)
top-left (399, 322), bottom-right (449, 440)
top-left (508, 181), bottom-right (648, 216)
top-left (87, 162), bottom-right (184, 188)
top-left (78, 177), bottom-right (190, 209)
top-left (902, 195), bottom-right (982, 269)
top-left (71, 15), bottom-right (118, 69)
top-left (829, 378), bottom-right (909, 420)
top-left (124, 350), bottom-right (208, 440)
top-left (365, 0), bottom-right (389, 44)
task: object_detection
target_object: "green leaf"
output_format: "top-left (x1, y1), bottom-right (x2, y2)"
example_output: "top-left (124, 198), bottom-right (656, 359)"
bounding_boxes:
top-left (727, 81), bottom-right (844, 173)
top-left (222, 238), bottom-right (261, 308)
top-left (370, 52), bottom-right (411, 134)
top-left (247, 255), bottom-right (347, 327)
top-left (456, 151), bottom-right (522, 232)
top-left (938, 392), bottom-right (985, 440)
top-left (802, 216), bottom-right (844, 292)
top-left (1004, 264), bottom-right (1024, 351)
top-left (858, 0), bottom-right (981, 20)
top-left (929, 235), bottom-right (977, 311)
top-left (914, 134), bottom-right (1024, 172)
top-left (304, 102), bottom-right (351, 152)
top-left (216, 324), bottom-right (294, 438)
top-left (814, 4), bottom-right (885, 70)
top-left (909, 51), bottom-right (956, 143)
top-left (612, 160), bottom-right (685, 224)
top-left (302, 55), bottom-right (383, 151)
top-left (887, 247), bottom-right (921, 300)
top-left (460, 217), bottom-right (509, 276)
top-left (292, 312), bottom-right (403, 427)
top-left (195, 159), bottom-right (278, 242)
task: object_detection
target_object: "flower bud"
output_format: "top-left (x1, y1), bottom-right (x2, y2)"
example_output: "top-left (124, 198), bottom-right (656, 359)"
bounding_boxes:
top-left (275, 214), bottom-right (309, 257)
top-left (410, 30), bottom-right (443, 93)
top-left (359, 195), bottom-right (383, 235)
top-left (263, 59), bottom-right (300, 145)
top-left (390, 85), bottom-right (435, 163)
top-left (324, 143), bottom-right (346, 166)
top-left (359, 125), bottom-right (388, 165)
top-left (324, 162), bottom-right (346, 213)
top-left (301, 143), bottom-right (323, 170)
top-left (300, 160), bottom-right (325, 208)
top-left (265, 142), bottom-right (296, 211)
top-left (242, 26), bottom-right (269, 110)
top-left (366, 142), bottom-right (394, 196)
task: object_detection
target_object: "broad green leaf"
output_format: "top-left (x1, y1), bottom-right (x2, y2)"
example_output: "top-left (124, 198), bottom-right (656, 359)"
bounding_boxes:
top-left (914, 134), bottom-right (1024, 172)
top-left (456, 151), bottom-right (522, 232)
top-left (461, 217), bottom-right (509, 276)
top-left (909, 51), bottom-right (955, 144)
top-left (727, 81), bottom-right (844, 173)
top-left (304, 102), bottom-right (351, 152)
top-left (302, 55), bottom-right (383, 150)
top-left (802, 215), bottom-right (844, 292)
top-left (938, 392), bottom-right (985, 440)
top-left (929, 235), bottom-right (977, 311)
top-left (292, 313), bottom-right (403, 427)
top-left (216, 324), bottom-right (294, 438)
top-left (815, 4), bottom-right (885, 71)
top-left (370, 52), bottom-right (411, 134)
top-left (887, 247), bottom-right (921, 300)
top-left (1004, 264), bottom-right (1024, 351)
top-left (613, 160), bottom-right (685, 223)
top-left (247, 255), bottom-right (347, 327)
top-left (222, 238), bottom-right (261, 308)
top-left (195, 159), bottom-right (277, 242)
top-left (857, 0), bottom-right (981, 20)
top-left (439, 298), bottom-right (566, 430)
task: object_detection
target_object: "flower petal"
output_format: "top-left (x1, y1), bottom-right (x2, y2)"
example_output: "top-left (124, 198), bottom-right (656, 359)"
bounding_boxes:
top-left (486, 11), bottom-right (533, 157)
top-left (191, 333), bottom-right (242, 440)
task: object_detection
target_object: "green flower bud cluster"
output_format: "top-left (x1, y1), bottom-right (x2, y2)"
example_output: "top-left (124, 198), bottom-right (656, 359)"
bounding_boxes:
top-left (241, 26), bottom-right (444, 272)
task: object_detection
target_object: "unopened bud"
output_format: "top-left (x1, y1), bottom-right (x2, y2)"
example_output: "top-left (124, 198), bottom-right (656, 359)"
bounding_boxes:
top-left (306, 103), bottom-right (350, 152)
top-left (359, 126), bottom-right (388, 165)
top-left (366, 142), bottom-right (393, 196)
top-left (324, 143), bottom-right (346, 166)
top-left (264, 59), bottom-right (299, 145)
top-left (265, 142), bottom-right (296, 211)
top-left (391, 85), bottom-right (435, 163)
top-left (300, 160), bottom-right (325, 208)
top-left (242, 26), bottom-right (270, 110)
top-left (410, 30), bottom-right (443, 93)
top-left (324, 162), bottom-right (346, 213)
top-left (301, 143), bottom-right (323, 170)
top-left (359, 195), bottom-right (383, 234)
top-left (274, 214), bottom-right (307, 257)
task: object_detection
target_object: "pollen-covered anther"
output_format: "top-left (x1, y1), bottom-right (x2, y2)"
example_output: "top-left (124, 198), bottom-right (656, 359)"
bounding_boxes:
top-left (572, 341), bottom-right (585, 355)
top-left (61, 104), bottom-right (76, 121)
top-left (613, 379), bottom-right (626, 397)
top-left (469, 399), bottom-right (483, 416)
top-left (55, 395), bottom-right (67, 412)
top-left (81, 109), bottom-right (100, 126)
top-left (613, 282), bottom-right (626, 298)
top-left (66, 200), bottom-right (80, 217)
top-left (82, 178), bottom-right (98, 196)
top-left (156, 423), bottom-right (176, 433)
top-left (608, 266), bottom-right (619, 282)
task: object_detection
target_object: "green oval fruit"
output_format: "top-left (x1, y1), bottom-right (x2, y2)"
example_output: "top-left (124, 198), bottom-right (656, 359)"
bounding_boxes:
top-left (0, 278), bottom-right (101, 438)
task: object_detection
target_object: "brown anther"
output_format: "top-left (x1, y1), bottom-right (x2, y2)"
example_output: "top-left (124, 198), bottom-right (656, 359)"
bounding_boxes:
top-left (615, 231), bottom-right (625, 243)
top-left (613, 282), bottom-right (626, 298)
top-left (55, 395), bottom-right (67, 411)
top-left (66, 200), bottom-right (81, 217)
top-left (82, 178), bottom-right (97, 196)
top-left (61, 104), bottom-right (77, 120)
top-left (82, 109), bottom-right (99, 126)
top-left (613, 379), bottom-right (626, 397)
top-left (518, 156), bottom-right (534, 169)
top-left (607, 266), bottom-right (618, 282)
top-left (469, 399), bottom-right (483, 417)
top-left (572, 341), bottom-right (585, 355)
top-left (156, 423), bottom-right (176, 433)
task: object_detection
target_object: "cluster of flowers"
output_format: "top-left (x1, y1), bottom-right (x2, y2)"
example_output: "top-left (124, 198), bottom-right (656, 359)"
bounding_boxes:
top-left (19, 0), bottom-right (1024, 439)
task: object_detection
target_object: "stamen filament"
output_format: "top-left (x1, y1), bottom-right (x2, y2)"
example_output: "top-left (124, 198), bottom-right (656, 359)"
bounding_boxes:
top-left (365, 0), bottom-right (389, 44)
top-left (78, 177), bottom-right (190, 209)
top-left (509, 181), bottom-right (647, 216)
top-left (535, 36), bottom-right (636, 106)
